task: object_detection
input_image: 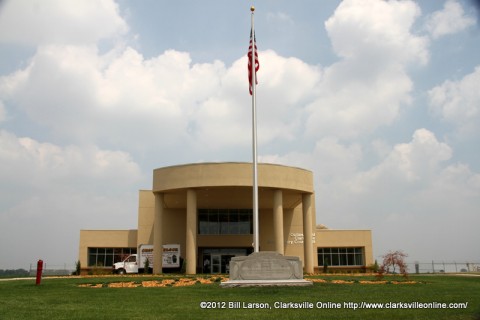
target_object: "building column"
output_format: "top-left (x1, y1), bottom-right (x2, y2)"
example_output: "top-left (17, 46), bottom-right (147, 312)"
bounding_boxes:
top-left (186, 189), bottom-right (197, 274)
top-left (302, 193), bottom-right (314, 273)
top-left (273, 189), bottom-right (284, 255)
top-left (153, 193), bottom-right (164, 274)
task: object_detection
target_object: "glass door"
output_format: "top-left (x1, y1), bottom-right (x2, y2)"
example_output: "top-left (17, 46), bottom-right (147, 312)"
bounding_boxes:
top-left (221, 255), bottom-right (235, 273)
top-left (211, 254), bottom-right (221, 274)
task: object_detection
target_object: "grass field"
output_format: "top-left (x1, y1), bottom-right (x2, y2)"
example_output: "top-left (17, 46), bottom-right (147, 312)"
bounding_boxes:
top-left (0, 274), bottom-right (479, 319)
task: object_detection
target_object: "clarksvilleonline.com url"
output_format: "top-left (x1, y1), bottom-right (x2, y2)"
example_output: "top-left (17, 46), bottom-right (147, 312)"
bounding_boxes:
top-left (321, 301), bottom-right (469, 310)
top-left (199, 301), bottom-right (469, 310)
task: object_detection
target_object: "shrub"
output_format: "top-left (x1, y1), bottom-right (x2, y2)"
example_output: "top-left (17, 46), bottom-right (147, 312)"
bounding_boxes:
top-left (144, 258), bottom-right (150, 274)
top-left (88, 265), bottom-right (111, 276)
top-left (180, 259), bottom-right (187, 274)
top-left (75, 260), bottom-right (81, 276)
top-left (367, 260), bottom-right (379, 273)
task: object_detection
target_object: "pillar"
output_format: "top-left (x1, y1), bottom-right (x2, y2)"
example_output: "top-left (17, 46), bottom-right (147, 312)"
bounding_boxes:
top-left (273, 189), bottom-right (284, 254)
top-left (153, 193), bottom-right (164, 274)
top-left (302, 193), bottom-right (314, 273)
top-left (186, 189), bottom-right (197, 274)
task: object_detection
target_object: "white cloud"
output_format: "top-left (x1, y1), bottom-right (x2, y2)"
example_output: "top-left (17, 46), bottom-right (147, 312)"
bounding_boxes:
top-left (0, 46), bottom-right (322, 154)
top-left (312, 137), bottom-right (362, 181)
top-left (255, 51), bottom-right (320, 143)
top-left (267, 12), bottom-right (294, 26)
top-left (0, 46), bottom-right (219, 148)
top-left (262, 128), bottom-right (479, 261)
top-left (0, 130), bottom-right (143, 268)
top-left (265, 129), bottom-right (453, 209)
top-left (0, 0), bottom-right (127, 45)
top-left (414, 163), bottom-right (480, 213)
top-left (190, 50), bottom-right (320, 149)
top-left (428, 66), bottom-right (480, 136)
top-left (341, 129), bottom-right (478, 260)
top-left (325, 0), bottom-right (428, 64)
top-left (0, 100), bottom-right (6, 122)
top-left (305, 0), bottom-right (429, 139)
top-left (355, 129), bottom-right (452, 189)
top-left (425, 0), bottom-right (475, 39)
top-left (0, 130), bottom-right (143, 201)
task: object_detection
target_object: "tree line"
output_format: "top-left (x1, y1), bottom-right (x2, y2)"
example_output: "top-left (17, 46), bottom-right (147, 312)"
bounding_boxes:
top-left (0, 269), bottom-right (30, 277)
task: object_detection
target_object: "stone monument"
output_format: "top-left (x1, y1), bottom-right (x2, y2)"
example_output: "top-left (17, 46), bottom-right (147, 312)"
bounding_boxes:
top-left (220, 252), bottom-right (312, 287)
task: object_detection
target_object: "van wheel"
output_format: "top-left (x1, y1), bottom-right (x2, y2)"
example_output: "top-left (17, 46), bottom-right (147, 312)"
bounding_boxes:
top-left (118, 269), bottom-right (126, 275)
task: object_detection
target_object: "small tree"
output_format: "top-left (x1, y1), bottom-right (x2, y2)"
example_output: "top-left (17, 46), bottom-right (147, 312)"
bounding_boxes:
top-left (75, 260), bottom-right (81, 276)
top-left (181, 259), bottom-right (187, 274)
top-left (381, 250), bottom-right (408, 278)
top-left (144, 258), bottom-right (150, 274)
top-left (373, 259), bottom-right (379, 272)
top-left (368, 259), bottom-right (379, 273)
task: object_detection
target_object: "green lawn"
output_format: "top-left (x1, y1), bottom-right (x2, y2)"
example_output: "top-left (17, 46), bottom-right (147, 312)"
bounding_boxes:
top-left (0, 274), bottom-right (479, 319)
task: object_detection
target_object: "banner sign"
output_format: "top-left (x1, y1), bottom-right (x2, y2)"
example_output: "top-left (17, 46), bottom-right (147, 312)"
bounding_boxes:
top-left (162, 244), bottom-right (180, 268)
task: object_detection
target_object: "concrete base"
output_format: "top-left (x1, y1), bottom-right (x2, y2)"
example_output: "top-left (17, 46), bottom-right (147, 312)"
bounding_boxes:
top-left (220, 251), bottom-right (312, 287)
top-left (220, 279), bottom-right (313, 288)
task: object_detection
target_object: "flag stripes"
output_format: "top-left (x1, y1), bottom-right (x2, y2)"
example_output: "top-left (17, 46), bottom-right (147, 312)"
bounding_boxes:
top-left (248, 30), bottom-right (259, 95)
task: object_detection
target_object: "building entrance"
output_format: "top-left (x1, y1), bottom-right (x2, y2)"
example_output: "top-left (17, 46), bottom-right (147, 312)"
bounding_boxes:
top-left (200, 248), bottom-right (251, 274)
top-left (211, 254), bottom-right (221, 274)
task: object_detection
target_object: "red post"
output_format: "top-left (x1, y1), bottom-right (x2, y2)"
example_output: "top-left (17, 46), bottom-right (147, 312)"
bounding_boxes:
top-left (36, 260), bottom-right (43, 285)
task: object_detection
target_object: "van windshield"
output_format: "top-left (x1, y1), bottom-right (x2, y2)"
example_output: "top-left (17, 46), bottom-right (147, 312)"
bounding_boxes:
top-left (125, 256), bottom-right (136, 263)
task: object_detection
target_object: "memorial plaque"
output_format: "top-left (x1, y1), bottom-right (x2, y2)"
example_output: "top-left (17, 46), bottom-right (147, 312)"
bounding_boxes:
top-left (229, 252), bottom-right (303, 280)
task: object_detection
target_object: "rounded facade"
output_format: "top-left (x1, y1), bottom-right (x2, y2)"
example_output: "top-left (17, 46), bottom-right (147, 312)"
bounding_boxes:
top-left (150, 162), bottom-right (316, 274)
top-left (153, 162), bottom-right (314, 193)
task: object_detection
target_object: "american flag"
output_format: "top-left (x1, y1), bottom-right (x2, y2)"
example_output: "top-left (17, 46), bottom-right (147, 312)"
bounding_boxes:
top-left (248, 29), bottom-right (259, 95)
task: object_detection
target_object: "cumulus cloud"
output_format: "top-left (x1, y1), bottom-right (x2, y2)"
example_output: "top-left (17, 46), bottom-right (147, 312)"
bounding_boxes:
top-left (0, 45), bottom-right (322, 154)
top-left (425, 0), bottom-right (475, 39)
top-left (305, 0), bottom-right (429, 139)
top-left (0, 0), bottom-right (430, 153)
top-left (0, 0), bottom-right (127, 45)
top-left (0, 100), bottom-right (6, 122)
top-left (263, 128), bottom-right (478, 260)
top-left (428, 66), bottom-right (480, 135)
top-left (265, 129), bottom-right (453, 209)
top-left (0, 130), bottom-right (143, 199)
top-left (340, 129), bottom-right (477, 260)
top-left (0, 45), bottom-right (220, 149)
top-left (325, 0), bottom-right (428, 64)
top-left (354, 129), bottom-right (452, 191)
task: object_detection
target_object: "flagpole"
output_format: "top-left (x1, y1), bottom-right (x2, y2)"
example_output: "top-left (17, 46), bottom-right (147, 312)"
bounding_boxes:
top-left (250, 6), bottom-right (259, 253)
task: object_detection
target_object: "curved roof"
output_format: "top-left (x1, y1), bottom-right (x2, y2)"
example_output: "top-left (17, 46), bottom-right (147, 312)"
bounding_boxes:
top-left (153, 162), bottom-right (313, 193)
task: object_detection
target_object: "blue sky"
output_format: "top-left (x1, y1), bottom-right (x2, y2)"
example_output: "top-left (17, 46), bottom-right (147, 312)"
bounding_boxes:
top-left (0, 0), bottom-right (479, 269)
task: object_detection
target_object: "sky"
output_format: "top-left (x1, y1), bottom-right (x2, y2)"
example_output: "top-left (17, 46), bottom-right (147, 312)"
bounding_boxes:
top-left (0, 0), bottom-right (479, 270)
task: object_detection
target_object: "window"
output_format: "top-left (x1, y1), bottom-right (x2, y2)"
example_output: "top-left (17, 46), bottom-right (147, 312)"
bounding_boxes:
top-left (317, 247), bottom-right (364, 267)
top-left (198, 209), bottom-right (253, 235)
top-left (87, 247), bottom-right (137, 267)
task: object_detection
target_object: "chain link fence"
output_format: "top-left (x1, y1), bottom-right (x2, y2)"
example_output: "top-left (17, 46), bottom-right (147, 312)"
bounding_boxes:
top-left (406, 261), bottom-right (480, 274)
top-left (29, 263), bottom-right (76, 276)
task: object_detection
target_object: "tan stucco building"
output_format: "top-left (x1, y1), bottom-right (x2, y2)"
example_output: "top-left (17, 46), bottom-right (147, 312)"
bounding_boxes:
top-left (79, 162), bottom-right (373, 274)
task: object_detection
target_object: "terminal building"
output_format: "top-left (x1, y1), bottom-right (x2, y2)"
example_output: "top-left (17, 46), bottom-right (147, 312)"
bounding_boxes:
top-left (78, 162), bottom-right (373, 274)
